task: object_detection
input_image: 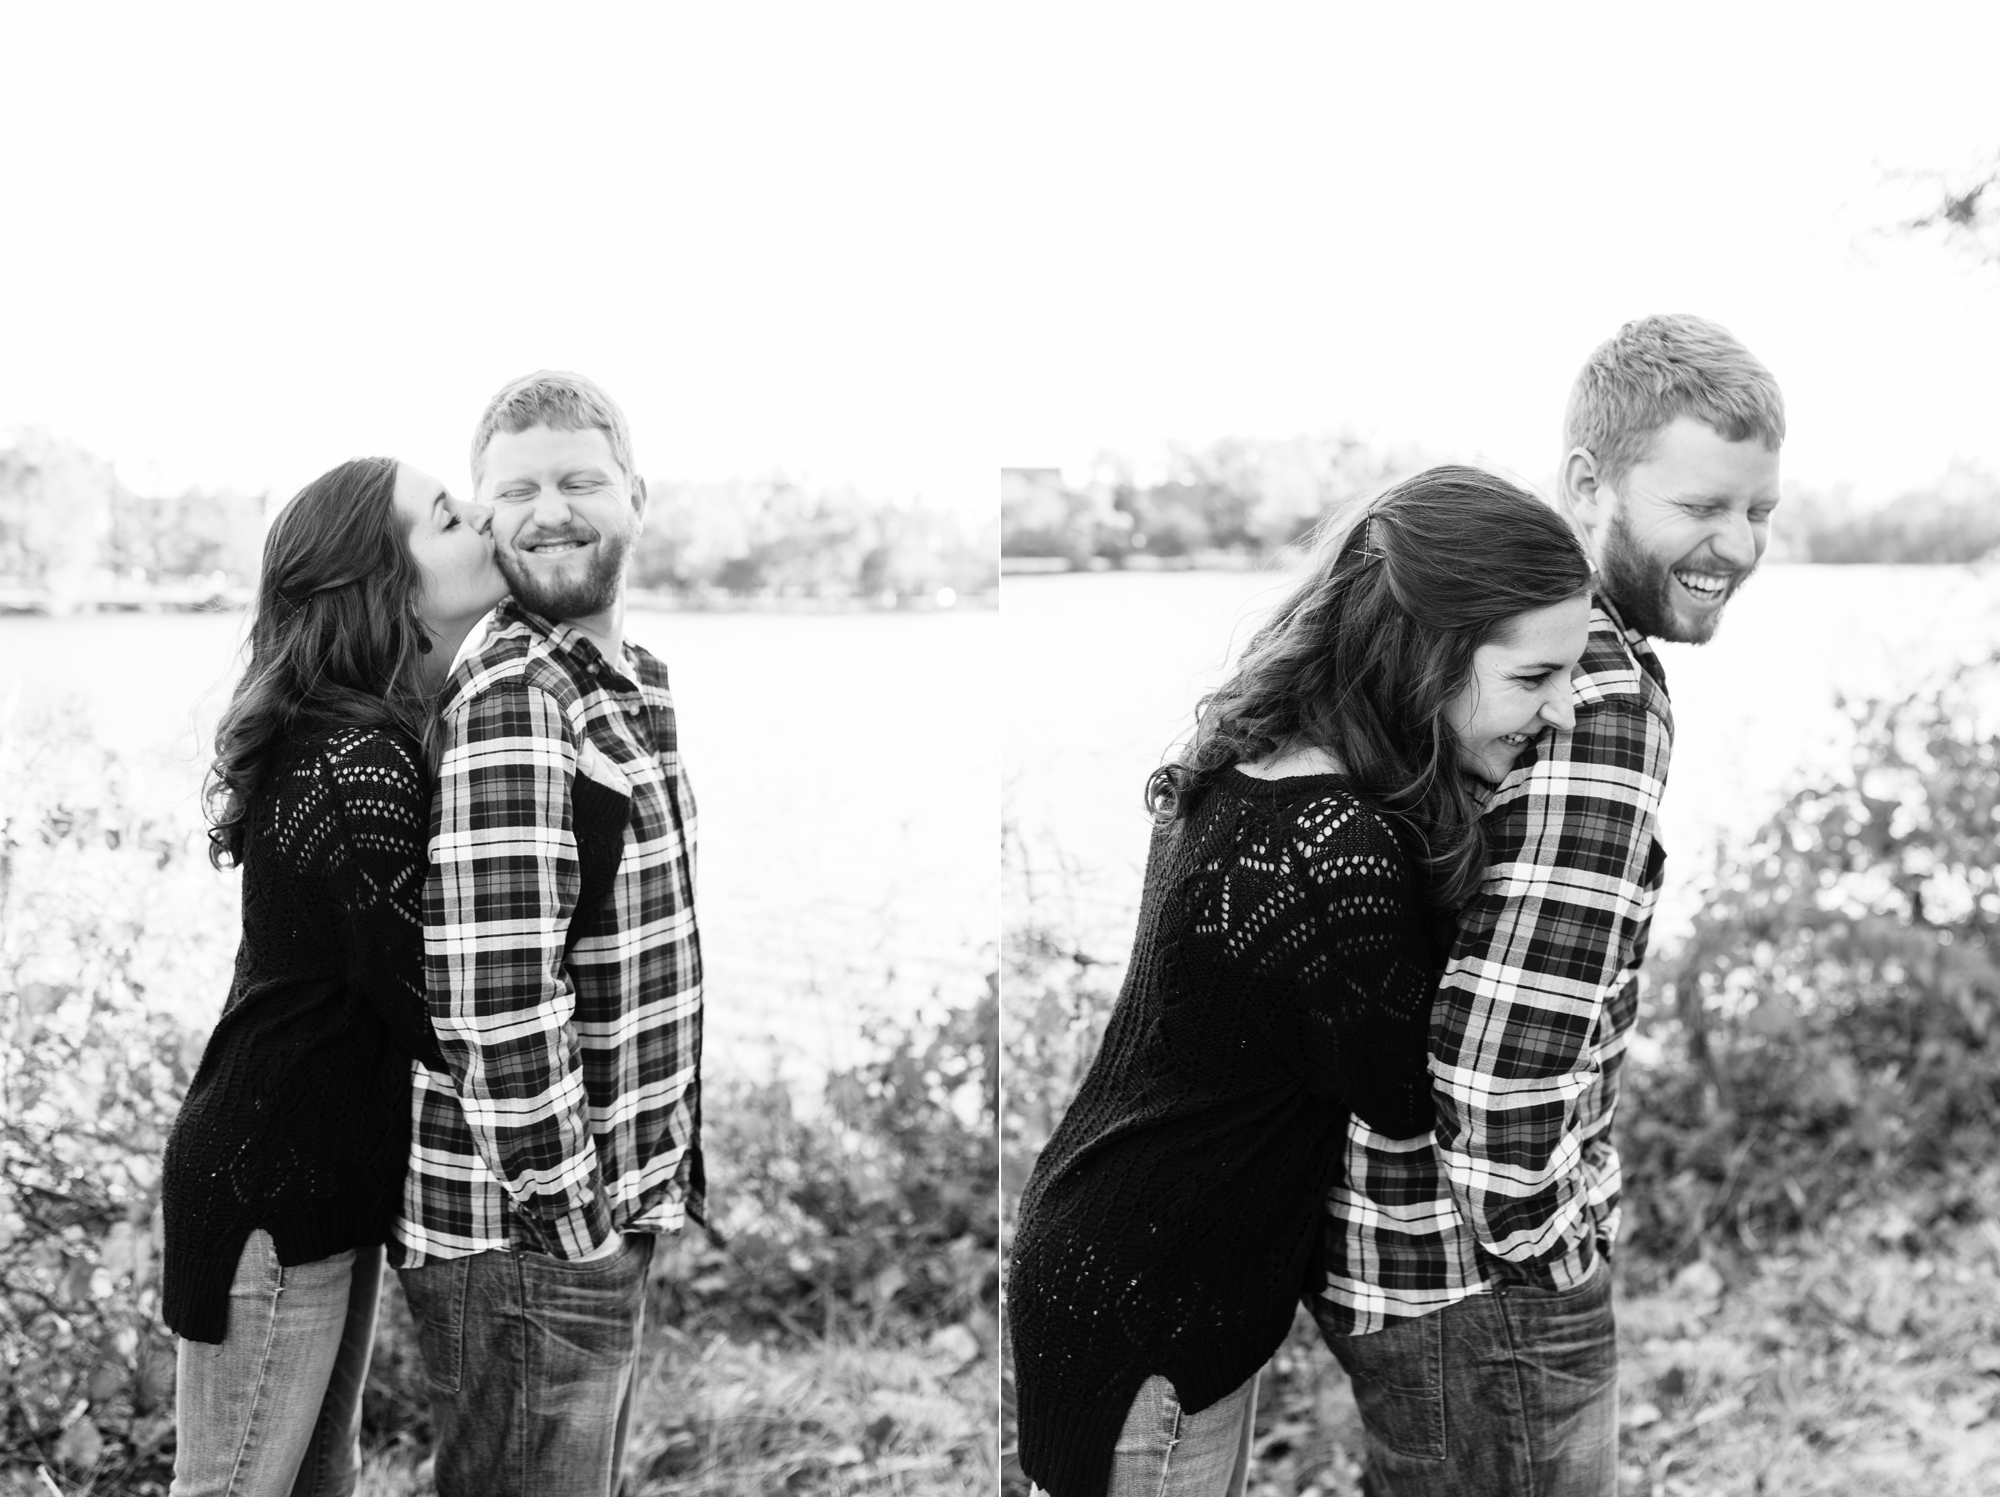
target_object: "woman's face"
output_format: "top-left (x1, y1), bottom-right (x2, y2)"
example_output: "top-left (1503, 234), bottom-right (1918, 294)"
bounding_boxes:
top-left (395, 462), bottom-right (507, 632)
top-left (1443, 593), bottom-right (1592, 785)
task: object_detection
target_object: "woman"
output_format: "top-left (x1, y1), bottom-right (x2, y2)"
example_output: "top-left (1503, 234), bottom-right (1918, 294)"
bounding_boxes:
top-left (161, 455), bottom-right (508, 1497)
top-left (1008, 466), bottom-right (1595, 1497)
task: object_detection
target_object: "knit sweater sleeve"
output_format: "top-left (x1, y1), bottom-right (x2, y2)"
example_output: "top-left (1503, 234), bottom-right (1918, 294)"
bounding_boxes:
top-left (1277, 799), bottom-right (1436, 1137)
top-left (319, 732), bottom-right (448, 1073)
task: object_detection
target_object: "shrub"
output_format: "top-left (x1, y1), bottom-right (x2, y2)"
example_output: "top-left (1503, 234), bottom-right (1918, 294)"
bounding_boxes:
top-left (997, 829), bottom-right (1124, 1227)
top-left (0, 707), bottom-right (229, 1491)
top-left (658, 979), bottom-right (999, 1344)
top-left (1619, 655), bottom-right (2000, 1267)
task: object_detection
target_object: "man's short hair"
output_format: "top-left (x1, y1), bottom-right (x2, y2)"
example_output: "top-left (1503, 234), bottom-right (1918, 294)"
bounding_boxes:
top-left (1564, 314), bottom-right (1785, 489)
top-left (471, 370), bottom-right (635, 484)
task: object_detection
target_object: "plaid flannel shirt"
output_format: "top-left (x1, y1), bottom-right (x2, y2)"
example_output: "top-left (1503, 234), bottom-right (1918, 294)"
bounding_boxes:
top-left (393, 601), bottom-right (704, 1267)
top-left (1315, 597), bottom-right (1671, 1335)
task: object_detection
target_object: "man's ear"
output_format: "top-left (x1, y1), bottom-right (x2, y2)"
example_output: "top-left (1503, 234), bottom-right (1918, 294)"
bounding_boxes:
top-left (1559, 447), bottom-right (1604, 529)
top-left (629, 474), bottom-right (649, 536)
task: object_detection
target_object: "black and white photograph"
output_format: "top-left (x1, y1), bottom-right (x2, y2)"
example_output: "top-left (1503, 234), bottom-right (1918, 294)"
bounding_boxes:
top-left (13, 3), bottom-right (2000, 1496)
top-left (0, 6), bottom-right (995, 1495)
top-left (1001, 6), bottom-right (2000, 1497)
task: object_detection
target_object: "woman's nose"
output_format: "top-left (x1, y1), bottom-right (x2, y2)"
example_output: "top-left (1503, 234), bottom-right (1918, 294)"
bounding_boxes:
top-left (448, 495), bottom-right (495, 534)
top-left (1542, 689), bottom-right (1577, 732)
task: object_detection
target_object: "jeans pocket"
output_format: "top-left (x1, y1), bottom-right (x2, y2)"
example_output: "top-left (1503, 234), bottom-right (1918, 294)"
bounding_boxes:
top-left (1328, 1312), bottom-right (1446, 1461)
top-left (1499, 1261), bottom-right (1617, 1395)
top-left (521, 1234), bottom-right (648, 1278)
top-left (398, 1256), bottom-right (470, 1396)
top-left (516, 1240), bottom-right (653, 1366)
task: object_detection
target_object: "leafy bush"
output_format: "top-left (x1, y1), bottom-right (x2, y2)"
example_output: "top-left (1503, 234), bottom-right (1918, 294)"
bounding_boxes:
top-left (1619, 656), bottom-right (2000, 1268)
top-left (0, 707), bottom-right (231, 1491)
top-left (658, 981), bottom-right (999, 1344)
top-left (998, 832), bottom-right (1129, 1497)
top-left (997, 828), bottom-right (1124, 1225)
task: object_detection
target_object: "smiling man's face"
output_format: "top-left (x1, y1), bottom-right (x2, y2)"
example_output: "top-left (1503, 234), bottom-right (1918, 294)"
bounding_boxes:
top-left (1587, 415), bottom-right (1781, 644)
top-left (478, 423), bottom-right (645, 624)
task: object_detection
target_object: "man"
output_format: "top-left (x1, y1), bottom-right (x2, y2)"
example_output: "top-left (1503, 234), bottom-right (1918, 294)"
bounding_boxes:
top-left (1311, 315), bottom-right (1784, 1495)
top-left (393, 371), bottom-right (703, 1497)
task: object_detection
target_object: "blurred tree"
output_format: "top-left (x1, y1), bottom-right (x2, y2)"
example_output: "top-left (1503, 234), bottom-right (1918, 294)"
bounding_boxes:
top-left (1781, 464), bottom-right (2000, 563)
top-left (0, 430), bottom-right (122, 589)
top-left (1902, 149), bottom-right (2000, 266)
top-left (635, 476), bottom-right (994, 600)
top-left (106, 486), bottom-right (266, 583)
top-left (1001, 467), bottom-right (1129, 565)
top-left (1003, 436), bottom-right (1420, 564)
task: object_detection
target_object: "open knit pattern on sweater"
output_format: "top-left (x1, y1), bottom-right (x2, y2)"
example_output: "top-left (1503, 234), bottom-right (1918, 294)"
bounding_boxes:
top-left (162, 726), bottom-right (447, 1344)
top-left (1009, 770), bottom-right (1445, 1497)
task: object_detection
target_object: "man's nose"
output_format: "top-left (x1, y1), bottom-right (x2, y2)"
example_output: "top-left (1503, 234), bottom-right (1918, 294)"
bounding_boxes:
top-left (1708, 510), bottom-right (1758, 570)
top-left (528, 487), bottom-right (572, 528)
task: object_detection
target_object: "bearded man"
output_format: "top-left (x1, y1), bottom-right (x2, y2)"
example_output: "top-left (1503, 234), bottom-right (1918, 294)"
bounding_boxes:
top-left (1310, 315), bottom-right (1783, 1496)
top-left (392, 371), bottom-right (703, 1497)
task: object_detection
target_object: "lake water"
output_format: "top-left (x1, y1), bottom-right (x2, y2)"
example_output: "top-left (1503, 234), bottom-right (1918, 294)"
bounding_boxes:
top-left (0, 607), bottom-right (997, 1087)
top-left (1003, 565), bottom-right (2000, 961)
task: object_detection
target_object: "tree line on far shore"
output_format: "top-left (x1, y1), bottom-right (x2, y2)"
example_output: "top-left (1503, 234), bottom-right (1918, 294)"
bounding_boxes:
top-left (0, 430), bottom-right (997, 605)
top-left (1003, 440), bottom-right (2000, 567)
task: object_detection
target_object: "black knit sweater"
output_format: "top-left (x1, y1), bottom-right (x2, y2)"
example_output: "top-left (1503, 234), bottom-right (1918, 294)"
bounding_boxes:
top-left (1008, 771), bottom-right (1445, 1497)
top-left (162, 726), bottom-right (446, 1343)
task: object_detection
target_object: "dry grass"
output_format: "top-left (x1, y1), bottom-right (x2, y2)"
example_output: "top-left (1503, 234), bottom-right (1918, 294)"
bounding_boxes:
top-left (1235, 1199), bottom-right (2000, 1497)
top-left (1613, 1207), bottom-right (2000, 1496)
top-left (627, 1330), bottom-right (993, 1496)
top-left (355, 1325), bottom-right (995, 1497)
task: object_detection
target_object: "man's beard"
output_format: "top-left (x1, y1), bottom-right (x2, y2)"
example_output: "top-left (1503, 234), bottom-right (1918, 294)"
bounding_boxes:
top-left (497, 529), bottom-right (630, 621)
top-left (1597, 505), bottom-right (1751, 645)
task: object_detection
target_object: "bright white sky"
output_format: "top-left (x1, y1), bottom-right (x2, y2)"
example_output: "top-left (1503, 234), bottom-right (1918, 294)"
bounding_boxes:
top-left (0, 2), bottom-right (993, 512)
top-left (1002, 1), bottom-right (2000, 506)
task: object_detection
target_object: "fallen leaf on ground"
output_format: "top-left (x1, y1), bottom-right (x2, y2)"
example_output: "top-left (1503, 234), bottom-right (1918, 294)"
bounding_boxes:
top-left (927, 1322), bottom-right (980, 1369)
top-left (1623, 1401), bottom-right (1663, 1430)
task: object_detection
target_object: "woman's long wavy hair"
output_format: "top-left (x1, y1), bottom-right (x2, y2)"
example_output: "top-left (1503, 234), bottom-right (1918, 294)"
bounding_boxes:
top-left (205, 456), bottom-right (436, 868)
top-left (1148, 464), bottom-right (1593, 909)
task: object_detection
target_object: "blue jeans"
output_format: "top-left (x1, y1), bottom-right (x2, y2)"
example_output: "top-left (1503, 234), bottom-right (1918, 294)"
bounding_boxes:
top-left (1314, 1262), bottom-right (1618, 1497)
top-left (1095, 1373), bottom-right (1259, 1497)
top-left (397, 1234), bottom-right (655, 1497)
top-left (171, 1231), bottom-right (381, 1497)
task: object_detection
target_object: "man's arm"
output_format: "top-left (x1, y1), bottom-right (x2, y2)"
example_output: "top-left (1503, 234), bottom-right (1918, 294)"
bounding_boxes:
top-left (1430, 682), bottom-right (1669, 1267)
top-left (424, 676), bottom-right (614, 1259)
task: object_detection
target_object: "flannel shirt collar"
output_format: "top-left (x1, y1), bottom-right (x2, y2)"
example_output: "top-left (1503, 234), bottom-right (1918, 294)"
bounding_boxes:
top-left (494, 598), bottom-right (642, 693)
top-left (1480, 592), bottom-right (1666, 802)
top-left (1593, 592), bottom-right (1668, 694)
